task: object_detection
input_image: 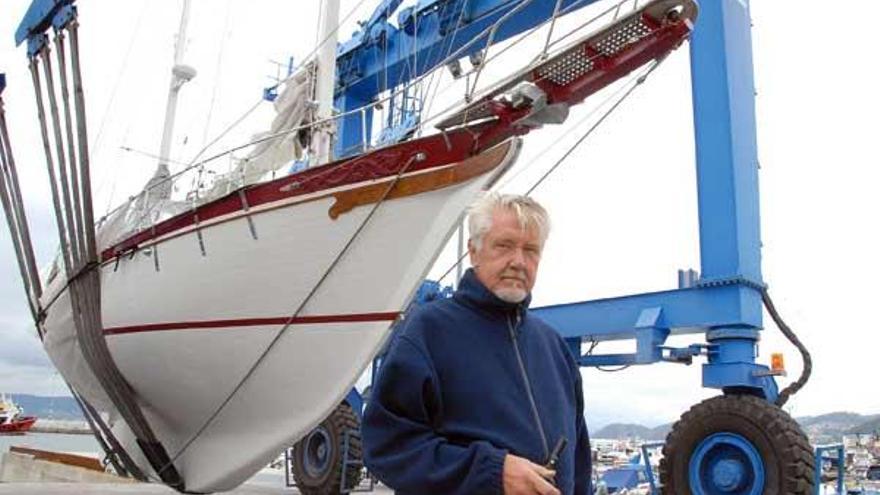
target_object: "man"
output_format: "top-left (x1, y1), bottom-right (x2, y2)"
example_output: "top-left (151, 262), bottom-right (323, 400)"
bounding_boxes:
top-left (363, 193), bottom-right (591, 495)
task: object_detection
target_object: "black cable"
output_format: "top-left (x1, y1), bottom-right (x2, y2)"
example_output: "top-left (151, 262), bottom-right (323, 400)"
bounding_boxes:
top-left (762, 288), bottom-right (811, 407)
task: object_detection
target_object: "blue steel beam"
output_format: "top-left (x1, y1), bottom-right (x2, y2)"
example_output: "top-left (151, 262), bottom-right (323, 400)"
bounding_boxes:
top-left (534, 0), bottom-right (765, 341)
top-left (333, 0), bottom-right (602, 157)
top-left (690, 0), bottom-right (763, 288)
top-left (532, 284), bottom-right (762, 342)
top-left (14, 0), bottom-right (76, 57)
top-left (14, 0), bottom-right (72, 45)
top-left (689, 0), bottom-right (766, 394)
top-left (534, 0), bottom-right (771, 397)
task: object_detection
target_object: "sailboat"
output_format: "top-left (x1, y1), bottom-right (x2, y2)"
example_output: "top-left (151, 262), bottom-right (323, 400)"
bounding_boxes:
top-left (2, 0), bottom-right (696, 491)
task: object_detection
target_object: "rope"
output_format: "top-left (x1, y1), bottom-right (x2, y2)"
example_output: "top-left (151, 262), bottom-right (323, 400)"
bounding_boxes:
top-left (0, 92), bottom-right (44, 310)
top-left (26, 21), bottom-right (184, 488)
top-left (435, 56), bottom-right (667, 285)
top-left (97, 0), bottom-right (612, 224)
top-left (0, 101), bottom-right (42, 325)
top-left (155, 152), bottom-right (425, 473)
top-left (525, 58), bottom-right (664, 195)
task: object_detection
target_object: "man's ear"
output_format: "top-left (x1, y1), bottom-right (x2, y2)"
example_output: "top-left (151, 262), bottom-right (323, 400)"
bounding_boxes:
top-left (467, 239), bottom-right (478, 267)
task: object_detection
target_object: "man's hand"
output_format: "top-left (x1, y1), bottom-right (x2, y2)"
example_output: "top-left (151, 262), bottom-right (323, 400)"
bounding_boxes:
top-left (502, 454), bottom-right (561, 495)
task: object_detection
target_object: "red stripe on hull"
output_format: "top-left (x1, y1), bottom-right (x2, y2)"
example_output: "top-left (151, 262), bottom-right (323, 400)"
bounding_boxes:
top-left (104, 311), bottom-right (401, 335)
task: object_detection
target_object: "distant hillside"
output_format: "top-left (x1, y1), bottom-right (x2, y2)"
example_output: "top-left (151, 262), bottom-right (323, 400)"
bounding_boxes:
top-left (594, 412), bottom-right (879, 443)
top-left (594, 423), bottom-right (671, 441)
top-left (798, 412), bottom-right (879, 444)
top-left (848, 416), bottom-right (880, 435)
top-left (8, 394), bottom-right (83, 420)
top-left (799, 412), bottom-right (872, 427)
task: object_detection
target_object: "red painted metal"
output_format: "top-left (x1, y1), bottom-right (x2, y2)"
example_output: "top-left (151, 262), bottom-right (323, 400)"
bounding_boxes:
top-left (533, 16), bottom-right (690, 106)
top-left (103, 311), bottom-right (401, 336)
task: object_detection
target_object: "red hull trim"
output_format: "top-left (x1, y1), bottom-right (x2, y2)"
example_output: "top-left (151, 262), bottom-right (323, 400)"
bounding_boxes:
top-left (100, 126), bottom-right (493, 263)
top-left (104, 311), bottom-right (401, 336)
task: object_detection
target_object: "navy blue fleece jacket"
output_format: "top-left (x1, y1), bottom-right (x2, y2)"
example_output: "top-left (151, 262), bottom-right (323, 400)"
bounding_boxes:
top-left (363, 269), bottom-right (591, 494)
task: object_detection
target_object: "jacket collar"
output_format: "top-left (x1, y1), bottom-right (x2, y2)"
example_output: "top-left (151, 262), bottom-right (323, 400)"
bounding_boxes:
top-left (453, 268), bottom-right (531, 317)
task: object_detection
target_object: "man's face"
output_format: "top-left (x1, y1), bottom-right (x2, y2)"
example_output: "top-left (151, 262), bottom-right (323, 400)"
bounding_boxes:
top-left (469, 208), bottom-right (543, 303)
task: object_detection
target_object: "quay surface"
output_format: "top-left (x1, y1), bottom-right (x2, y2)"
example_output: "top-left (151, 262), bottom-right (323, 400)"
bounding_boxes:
top-left (0, 481), bottom-right (395, 494)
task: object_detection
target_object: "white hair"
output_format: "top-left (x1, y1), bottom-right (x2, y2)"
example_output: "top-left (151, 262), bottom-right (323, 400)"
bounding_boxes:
top-left (467, 193), bottom-right (550, 250)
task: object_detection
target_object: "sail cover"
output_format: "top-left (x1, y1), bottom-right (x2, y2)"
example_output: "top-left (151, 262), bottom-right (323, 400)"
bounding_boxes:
top-left (95, 61), bottom-right (317, 251)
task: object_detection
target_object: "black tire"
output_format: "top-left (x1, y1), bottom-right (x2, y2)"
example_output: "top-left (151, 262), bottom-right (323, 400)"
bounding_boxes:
top-left (291, 402), bottom-right (364, 494)
top-left (659, 394), bottom-right (814, 495)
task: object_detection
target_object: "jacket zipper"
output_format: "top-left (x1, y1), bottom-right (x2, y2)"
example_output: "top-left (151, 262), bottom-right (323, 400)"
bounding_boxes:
top-left (507, 311), bottom-right (550, 461)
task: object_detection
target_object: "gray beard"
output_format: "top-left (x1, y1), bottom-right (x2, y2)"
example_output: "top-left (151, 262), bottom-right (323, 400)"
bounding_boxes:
top-left (494, 287), bottom-right (527, 303)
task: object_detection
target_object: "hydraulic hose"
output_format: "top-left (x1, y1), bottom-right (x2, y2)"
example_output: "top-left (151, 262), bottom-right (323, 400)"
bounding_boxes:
top-left (762, 288), bottom-right (812, 407)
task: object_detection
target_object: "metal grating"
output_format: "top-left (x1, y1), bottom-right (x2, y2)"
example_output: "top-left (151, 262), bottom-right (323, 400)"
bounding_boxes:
top-left (593, 17), bottom-right (653, 57)
top-left (536, 48), bottom-right (595, 86)
top-left (436, 100), bottom-right (496, 128)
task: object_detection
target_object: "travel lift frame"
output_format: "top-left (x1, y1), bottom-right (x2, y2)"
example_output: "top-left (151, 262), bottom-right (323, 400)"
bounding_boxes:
top-left (8, 0), bottom-right (825, 493)
top-left (319, 0), bottom-right (824, 493)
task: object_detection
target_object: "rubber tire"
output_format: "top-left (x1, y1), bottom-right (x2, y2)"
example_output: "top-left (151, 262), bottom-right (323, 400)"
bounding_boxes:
top-left (659, 394), bottom-right (814, 495)
top-left (291, 402), bottom-right (364, 495)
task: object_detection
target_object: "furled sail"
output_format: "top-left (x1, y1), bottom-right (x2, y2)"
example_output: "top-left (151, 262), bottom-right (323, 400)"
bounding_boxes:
top-left (204, 61), bottom-right (316, 199)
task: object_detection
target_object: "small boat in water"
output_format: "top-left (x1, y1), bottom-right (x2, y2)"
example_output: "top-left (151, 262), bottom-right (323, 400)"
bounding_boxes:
top-left (0, 394), bottom-right (37, 435)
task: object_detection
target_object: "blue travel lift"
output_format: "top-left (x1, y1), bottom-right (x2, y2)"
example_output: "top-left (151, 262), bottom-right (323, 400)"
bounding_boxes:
top-left (283, 0), bottom-right (828, 493)
top-left (8, 0), bottom-right (826, 494)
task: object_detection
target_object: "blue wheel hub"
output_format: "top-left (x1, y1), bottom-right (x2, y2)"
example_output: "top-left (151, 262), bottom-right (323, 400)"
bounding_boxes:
top-left (688, 432), bottom-right (764, 494)
top-left (303, 426), bottom-right (333, 478)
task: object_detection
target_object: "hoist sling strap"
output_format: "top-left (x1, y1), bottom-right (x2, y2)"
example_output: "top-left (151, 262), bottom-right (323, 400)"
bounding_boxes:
top-left (26, 18), bottom-right (184, 490)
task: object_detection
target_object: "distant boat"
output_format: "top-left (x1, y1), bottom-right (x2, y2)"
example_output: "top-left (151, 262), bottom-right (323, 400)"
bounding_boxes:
top-left (0, 394), bottom-right (37, 435)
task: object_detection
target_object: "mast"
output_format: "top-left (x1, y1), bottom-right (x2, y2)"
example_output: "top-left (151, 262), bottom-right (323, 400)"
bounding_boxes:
top-left (309, 0), bottom-right (340, 167)
top-left (149, 0), bottom-right (197, 201)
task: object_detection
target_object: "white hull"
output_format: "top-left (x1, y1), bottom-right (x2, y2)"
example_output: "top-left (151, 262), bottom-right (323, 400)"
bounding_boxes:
top-left (39, 140), bottom-right (519, 491)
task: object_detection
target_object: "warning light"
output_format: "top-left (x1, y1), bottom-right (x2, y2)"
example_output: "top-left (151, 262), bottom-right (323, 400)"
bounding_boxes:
top-left (771, 353), bottom-right (785, 373)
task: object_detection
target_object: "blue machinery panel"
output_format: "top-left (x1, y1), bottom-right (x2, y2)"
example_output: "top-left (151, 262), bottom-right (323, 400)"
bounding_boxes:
top-left (531, 0), bottom-right (775, 398)
top-left (332, 0), bottom-right (602, 157)
top-left (14, 0), bottom-right (75, 55)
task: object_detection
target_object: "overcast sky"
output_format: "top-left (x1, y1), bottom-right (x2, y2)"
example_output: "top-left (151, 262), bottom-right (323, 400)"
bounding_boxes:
top-left (1, 0), bottom-right (878, 430)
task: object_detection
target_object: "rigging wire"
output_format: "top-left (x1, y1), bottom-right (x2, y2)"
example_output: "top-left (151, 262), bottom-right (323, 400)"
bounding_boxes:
top-left (119, 146), bottom-right (191, 168)
top-left (174, 0), bottom-right (371, 175)
top-left (420, 0), bottom-right (638, 128)
top-left (434, 56), bottom-right (666, 285)
top-left (90, 0), bottom-right (150, 211)
top-left (97, 0), bottom-right (634, 231)
top-left (525, 58), bottom-right (664, 196)
top-left (420, 0), bottom-right (471, 132)
top-left (199, 0), bottom-right (234, 155)
top-left (466, 0), bottom-right (536, 100)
